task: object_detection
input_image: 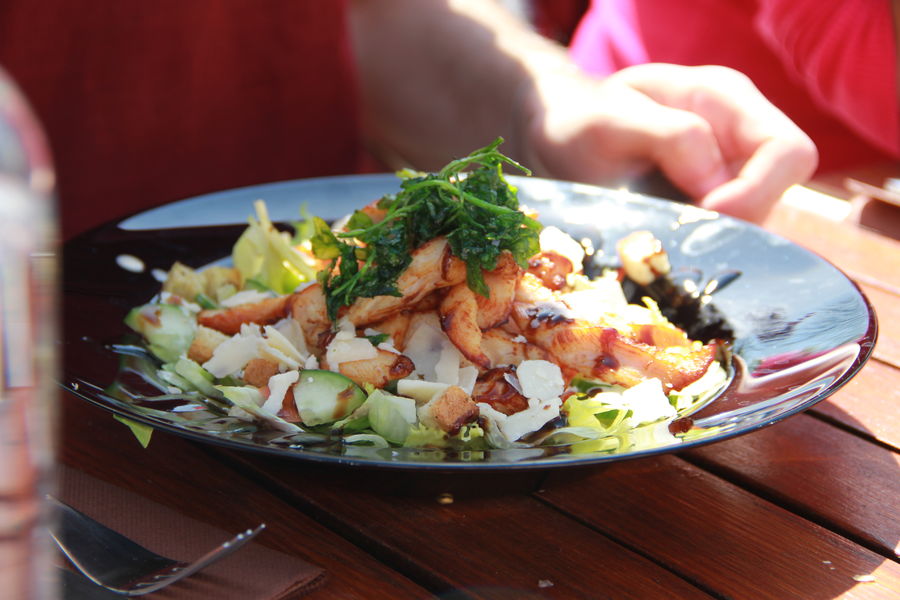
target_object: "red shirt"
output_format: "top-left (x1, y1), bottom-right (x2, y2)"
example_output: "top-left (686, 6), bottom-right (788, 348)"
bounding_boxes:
top-left (0, 0), bottom-right (362, 239)
top-left (570, 0), bottom-right (899, 174)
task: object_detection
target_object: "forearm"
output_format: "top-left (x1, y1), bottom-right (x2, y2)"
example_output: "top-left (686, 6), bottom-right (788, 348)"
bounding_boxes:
top-left (348, 0), bottom-right (577, 170)
top-left (348, 0), bottom-right (817, 224)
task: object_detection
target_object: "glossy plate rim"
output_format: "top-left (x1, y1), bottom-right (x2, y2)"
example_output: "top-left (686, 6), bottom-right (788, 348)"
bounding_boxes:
top-left (60, 174), bottom-right (878, 470)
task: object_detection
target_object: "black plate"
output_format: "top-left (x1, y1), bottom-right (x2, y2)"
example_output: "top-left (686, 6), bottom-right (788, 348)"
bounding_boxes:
top-left (61, 175), bottom-right (877, 469)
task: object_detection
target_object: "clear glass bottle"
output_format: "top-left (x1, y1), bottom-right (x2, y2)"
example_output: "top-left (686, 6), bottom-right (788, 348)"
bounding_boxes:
top-left (0, 66), bottom-right (58, 598)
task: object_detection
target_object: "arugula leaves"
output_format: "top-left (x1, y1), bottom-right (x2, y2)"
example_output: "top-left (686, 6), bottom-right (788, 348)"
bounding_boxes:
top-left (310, 138), bottom-right (541, 320)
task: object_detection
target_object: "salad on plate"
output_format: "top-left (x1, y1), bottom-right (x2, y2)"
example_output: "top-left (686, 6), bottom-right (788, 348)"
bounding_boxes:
top-left (123, 139), bottom-right (729, 457)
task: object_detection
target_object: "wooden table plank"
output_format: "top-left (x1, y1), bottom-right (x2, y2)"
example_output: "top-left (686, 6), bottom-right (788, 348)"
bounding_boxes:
top-left (808, 162), bottom-right (900, 202)
top-left (59, 395), bottom-right (432, 600)
top-left (683, 413), bottom-right (900, 558)
top-left (223, 452), bottom-right (714, 600)
top-left (764, 200), bottom-right (900, 290)
top-left (538, 454), bottom-right (900, 600)
top-left (813, 360), bottom-right (900, 450)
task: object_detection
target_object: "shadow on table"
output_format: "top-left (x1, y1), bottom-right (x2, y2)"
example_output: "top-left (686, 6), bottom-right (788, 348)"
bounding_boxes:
top-left (236, 449), bottom-right (603, 500)
top-left (850, 194), bottom-right (900, 240)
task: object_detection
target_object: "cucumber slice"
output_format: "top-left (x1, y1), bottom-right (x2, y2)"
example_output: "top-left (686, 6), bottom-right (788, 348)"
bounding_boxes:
top-left (157, 367), bottom-right (195, 392)
top-left (174, 357), bottom-right (222, 398)
top-left (124, 303), bottom-right (196, 363)
top-left (293, 370), bottom-right (365, 426)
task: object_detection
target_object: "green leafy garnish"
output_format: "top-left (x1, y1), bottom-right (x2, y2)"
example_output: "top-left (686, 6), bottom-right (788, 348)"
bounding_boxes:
top-left (365, 332), bottom-right (391, 346)
top-left (311, 138), bottom-right (540, 320)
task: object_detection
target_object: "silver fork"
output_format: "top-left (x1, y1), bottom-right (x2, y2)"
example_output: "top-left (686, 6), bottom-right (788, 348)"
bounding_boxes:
top-left (48, 496), bottom-right (265, 596)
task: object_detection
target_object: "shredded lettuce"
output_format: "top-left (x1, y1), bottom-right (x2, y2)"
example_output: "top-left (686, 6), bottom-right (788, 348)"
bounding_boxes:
top-left (536, 426), bottom-right (608, 446)
top-left (403, 424), bottom-right (448, 448)
top-left (343, 433), bottom-right (390, 448)
top-left (669, 361), bottom-right (728, 412)
top-left (231, 200), bottom-right (317, 294)
top-left (114, 415), bottom-right (154, 448)
top-left (367, 389), bottom-right (417, 444)
top-left (564, 394), bottom-right (631, 432)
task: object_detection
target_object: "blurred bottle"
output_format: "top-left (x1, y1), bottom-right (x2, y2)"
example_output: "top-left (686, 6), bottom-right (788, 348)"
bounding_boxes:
top-left (0, 67), bottom-right (58, 597)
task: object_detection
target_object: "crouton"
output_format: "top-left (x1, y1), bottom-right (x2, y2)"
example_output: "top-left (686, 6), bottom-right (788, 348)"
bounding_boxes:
top-left (202, 266), bottom-right (242, 301)
top-left (162, 262), bottom-right (204, 301)
top-left (243, 358), bottom-right (280, 388)
top-left (162, 262), bottom-right (242, 305)
top-left (430, 385), bottom-right (478, 434)
top-left (187, 325), bottom-right (229, 364)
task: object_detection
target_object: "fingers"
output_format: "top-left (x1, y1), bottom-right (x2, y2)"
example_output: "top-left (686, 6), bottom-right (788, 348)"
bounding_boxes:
top-left (699, 135), bottom-right (818, 222)
top-left (644, 106), bottom-right (734, 199)
top-left (526, 63), bottom-right (817, 222)
top-left (693, 100), bottom-right (817, 222)
top-left (612, 64), bottom-right (818, 221)
top-left (527, 76), bottom-right (737, 194)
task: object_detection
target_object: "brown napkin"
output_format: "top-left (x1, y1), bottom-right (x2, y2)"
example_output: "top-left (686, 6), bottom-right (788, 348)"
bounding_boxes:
top-left (57, 466), bottom-right (326, 599)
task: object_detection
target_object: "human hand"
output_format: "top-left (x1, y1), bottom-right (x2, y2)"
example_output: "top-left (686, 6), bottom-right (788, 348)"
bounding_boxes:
top-left (518, 63), bottom-right (818, 222)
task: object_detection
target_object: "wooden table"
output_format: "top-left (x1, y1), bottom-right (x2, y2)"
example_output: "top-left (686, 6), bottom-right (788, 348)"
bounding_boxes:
top-left (58, 170), bottom-right (900, 600)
